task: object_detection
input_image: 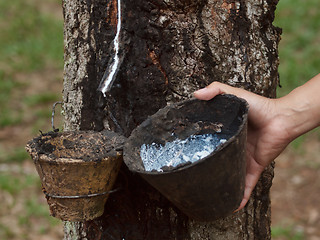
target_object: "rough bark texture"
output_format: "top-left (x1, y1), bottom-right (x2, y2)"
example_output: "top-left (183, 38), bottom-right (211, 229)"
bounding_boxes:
top-left (63, 0), bottom-right (281, 239)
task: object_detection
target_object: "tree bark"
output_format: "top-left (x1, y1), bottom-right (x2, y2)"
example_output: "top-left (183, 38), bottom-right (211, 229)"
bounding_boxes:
top-left (63, 0), bottom-right (281, 239)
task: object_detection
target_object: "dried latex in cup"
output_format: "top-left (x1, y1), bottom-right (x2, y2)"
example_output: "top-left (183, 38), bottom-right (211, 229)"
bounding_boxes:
top-left (140, 133), bottom-right (227, 172)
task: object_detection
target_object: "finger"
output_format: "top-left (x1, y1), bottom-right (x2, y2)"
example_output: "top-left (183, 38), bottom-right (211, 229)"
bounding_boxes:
top-left (235, 156), bottom-right (265, 212)
top-left (235, 172), bottom-right (259, 211)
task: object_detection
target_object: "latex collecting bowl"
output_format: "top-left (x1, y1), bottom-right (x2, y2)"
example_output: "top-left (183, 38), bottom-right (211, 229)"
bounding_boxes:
top-left (123, 94), bottom-right (248, 221)
top-left (26, 130), bottom-right (125, 221)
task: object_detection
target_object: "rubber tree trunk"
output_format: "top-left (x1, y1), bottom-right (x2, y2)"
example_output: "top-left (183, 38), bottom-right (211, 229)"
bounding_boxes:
top-left (62, 0), bottom-right (281, 239)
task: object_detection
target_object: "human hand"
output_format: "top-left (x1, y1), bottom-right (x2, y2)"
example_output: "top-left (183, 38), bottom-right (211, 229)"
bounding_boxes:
top-left (194, 82), bottom-right (292, 210)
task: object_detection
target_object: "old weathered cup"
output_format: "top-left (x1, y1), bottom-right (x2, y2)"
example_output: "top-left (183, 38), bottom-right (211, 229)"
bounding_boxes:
top-left (123, 94), bottom-right (248, 221)
top-left (26, 130), bottom-right (125, 221)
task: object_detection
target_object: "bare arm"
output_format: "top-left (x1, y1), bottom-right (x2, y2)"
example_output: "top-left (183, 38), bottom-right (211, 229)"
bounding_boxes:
top-left (275, 74), bottom-right (320, 140)
top-left (194, 73), bottom-right (320, 210)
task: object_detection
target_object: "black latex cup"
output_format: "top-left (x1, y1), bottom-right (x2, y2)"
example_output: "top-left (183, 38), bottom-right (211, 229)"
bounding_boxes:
top-left (123, 94), bottom-right (249, 221)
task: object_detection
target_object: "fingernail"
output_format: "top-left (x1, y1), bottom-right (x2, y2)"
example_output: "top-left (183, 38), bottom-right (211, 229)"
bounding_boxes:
top-left (233, 208), bottom-right (240, 213)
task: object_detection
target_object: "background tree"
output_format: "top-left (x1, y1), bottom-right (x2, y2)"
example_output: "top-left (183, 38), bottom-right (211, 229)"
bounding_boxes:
top-left (62, 0), bottom-right (281, 239)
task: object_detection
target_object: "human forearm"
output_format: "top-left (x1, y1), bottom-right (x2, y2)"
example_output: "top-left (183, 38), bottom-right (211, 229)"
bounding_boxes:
top-left (274, 73), bottom-right (320, 141)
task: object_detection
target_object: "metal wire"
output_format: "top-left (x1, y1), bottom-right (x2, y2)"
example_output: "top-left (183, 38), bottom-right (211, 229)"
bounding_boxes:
top-left (51, 101), bottom-right (63, 131)
top-left (43, 188), bottom-right (120, 199)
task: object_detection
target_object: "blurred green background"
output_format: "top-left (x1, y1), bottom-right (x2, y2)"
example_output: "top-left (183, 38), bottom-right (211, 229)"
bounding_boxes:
top-left (0, 0), bottom-right (319, 239)
top-left (0, 0), bottom-right (64, 239)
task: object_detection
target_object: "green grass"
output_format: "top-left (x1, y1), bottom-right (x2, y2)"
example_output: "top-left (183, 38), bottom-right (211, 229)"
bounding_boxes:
top-left (0, 169), bottom-right (61, 238)
top-left (0, 223), bottom-right (15, 239)
top-left (0, 147), bottom-right (30, 163)
top-left (0, 108), bottom-right (23, 127)
top-left (0, 0), bottom-right (63, 73)
top-left (0, 173), bottom-right (39, 195)
top-left (0, 72), bottom-right (23, 127)
top-left (0, 0), bottom-right (63, 127)
top-left (18, 197), bottom-right (60, 227)
top-left (24, 93), bottom-right (60, 107)
top-left (275, 0), bottom-right (320, 97)
top-left (272, 225), bottom-right (304, 240)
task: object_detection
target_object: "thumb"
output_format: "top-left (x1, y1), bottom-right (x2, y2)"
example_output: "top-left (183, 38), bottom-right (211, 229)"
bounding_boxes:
top-left (194, 82), bottom-right (267, 115)
top-left (194, 82), bottom-right (226, 100)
